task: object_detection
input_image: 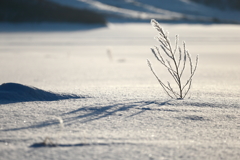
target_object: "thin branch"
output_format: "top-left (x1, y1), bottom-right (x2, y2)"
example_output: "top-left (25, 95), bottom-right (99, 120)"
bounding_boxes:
top-left (147, 60), bottom-right (175, 98)
top-left (183, 79), bottom-right (192, 99)
top-left (148, 19), bottom-right (199, 99)
top-left (155, 37), bottom-right (169, 50)
top-left (151, 48), bottom-right (162, 63)
top-left (155, 46), bottom-right (165, 63)
top-left (167, 82), bottom-right (179, 98)
top-left (180, 43), bottom-right (187, 78)
top-left (160, 45), bottom-right (172, 59)
top-left (182, 55), bottom-right (199, 91)
top-left (187, 51), bottom-right (193, 74)
top-left (177, 47), bottom-right (182, 68)
top-left (168, 69), bottom-right (180, 85)
top-left (174, 35), bottom-right (179, 55)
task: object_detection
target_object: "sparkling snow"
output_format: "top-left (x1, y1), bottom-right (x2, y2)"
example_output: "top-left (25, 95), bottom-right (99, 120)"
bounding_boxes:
top-left (0, 21), bottom-right (239, 159)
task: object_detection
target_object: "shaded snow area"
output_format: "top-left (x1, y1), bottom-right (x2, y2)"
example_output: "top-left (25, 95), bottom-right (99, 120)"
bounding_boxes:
top-left (0, 83), bottom-right (83, 104)
top-left (49, 0), bottom-right (240, 23)
top-left (0, 22), bottom-right (240, 159)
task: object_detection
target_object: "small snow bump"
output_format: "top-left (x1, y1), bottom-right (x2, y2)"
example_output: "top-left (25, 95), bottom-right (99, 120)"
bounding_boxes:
top-left (0, 83), bottom-right (86, 104)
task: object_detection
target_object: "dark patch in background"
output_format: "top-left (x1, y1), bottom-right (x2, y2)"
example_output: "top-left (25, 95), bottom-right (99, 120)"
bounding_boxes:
top-left (190, 0), bottom-right (240, 11)
top-left (0, 0), bottom-right (106, 24)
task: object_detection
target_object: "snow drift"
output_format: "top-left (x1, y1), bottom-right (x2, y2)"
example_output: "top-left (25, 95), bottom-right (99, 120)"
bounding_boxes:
top-left (0, 83), bottom-right (83, 104)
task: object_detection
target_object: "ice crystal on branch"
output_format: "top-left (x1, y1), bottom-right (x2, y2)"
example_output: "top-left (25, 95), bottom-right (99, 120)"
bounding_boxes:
top-left (148, 19), bottom-right (199, 99)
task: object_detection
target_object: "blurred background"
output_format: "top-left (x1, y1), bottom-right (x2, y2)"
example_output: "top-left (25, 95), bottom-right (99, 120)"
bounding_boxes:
top-left (0, 0), bottom-right (240, 91)
top-left (1, 0), bottom-right (240, 24)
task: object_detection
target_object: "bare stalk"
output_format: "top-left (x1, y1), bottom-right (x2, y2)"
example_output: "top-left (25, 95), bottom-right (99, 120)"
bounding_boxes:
top-left (148, 19), bottom-right (199, 99)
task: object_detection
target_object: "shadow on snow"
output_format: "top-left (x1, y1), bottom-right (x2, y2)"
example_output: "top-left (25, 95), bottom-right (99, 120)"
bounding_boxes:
top-left (1, 100), bottom-right (173, 132)
top-left (1, 97), bottom-right (237, 132)
top-left (29, 141), bottom-right (136, 148)
top-left (0, 82), bottom-right (85, 105)
top-left (62, 100), bottom-right (180, 124)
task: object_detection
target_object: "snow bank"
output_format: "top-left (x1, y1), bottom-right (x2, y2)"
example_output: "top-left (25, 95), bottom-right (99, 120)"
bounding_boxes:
top-left (0, 83), bottom-right (84, 104)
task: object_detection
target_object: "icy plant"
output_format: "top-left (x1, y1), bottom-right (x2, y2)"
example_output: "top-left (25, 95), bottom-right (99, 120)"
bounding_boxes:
top-left (147, 19), bottom-right (199, 99)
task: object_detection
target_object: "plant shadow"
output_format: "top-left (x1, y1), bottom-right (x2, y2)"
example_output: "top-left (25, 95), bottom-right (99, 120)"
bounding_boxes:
top-left (1, 100), bottom-right (173, 132)
top-left (29, 141), bottom-right (135, 148)
top-left (62, 100), bottom-right (176, 125)
top-left (2, 98), bottom-right (233, 132)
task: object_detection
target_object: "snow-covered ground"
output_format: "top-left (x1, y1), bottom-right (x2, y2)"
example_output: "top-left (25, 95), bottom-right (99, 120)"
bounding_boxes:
top-left (0, 21), bottom-right (240, 159)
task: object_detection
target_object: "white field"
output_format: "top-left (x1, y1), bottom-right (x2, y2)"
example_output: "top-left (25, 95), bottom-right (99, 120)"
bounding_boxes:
top-left (0, 22), bottom-right (240, 160)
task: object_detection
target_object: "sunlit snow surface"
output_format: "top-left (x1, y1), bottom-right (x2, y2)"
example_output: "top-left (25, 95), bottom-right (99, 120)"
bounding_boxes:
top-left (0, 23), bottom-right (240, 159)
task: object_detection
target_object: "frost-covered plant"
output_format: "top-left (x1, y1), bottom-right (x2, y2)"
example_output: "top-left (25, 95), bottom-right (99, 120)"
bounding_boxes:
top-left (147, 19), bottom-right (199, 99)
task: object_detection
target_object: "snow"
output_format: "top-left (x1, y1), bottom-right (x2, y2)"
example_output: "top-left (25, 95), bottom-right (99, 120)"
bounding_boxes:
top-left (0, 83), bottom-right (82, 104)
top-left (0, 21), bottom-right (240, 159)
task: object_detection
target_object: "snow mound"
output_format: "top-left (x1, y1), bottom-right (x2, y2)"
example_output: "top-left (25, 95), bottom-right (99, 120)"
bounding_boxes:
top-left (0, 83), bottom-right (84, 104)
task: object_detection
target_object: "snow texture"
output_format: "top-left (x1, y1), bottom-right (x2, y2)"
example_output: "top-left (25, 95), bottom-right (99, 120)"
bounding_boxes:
top-left (0, 21), bottom-right (239, 159)
top-left (0, 1), bottom-right (240, 159)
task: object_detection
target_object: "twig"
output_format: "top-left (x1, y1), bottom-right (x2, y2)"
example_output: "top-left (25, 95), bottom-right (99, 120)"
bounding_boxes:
top-left (148, 19), bottom-right (199, 99)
